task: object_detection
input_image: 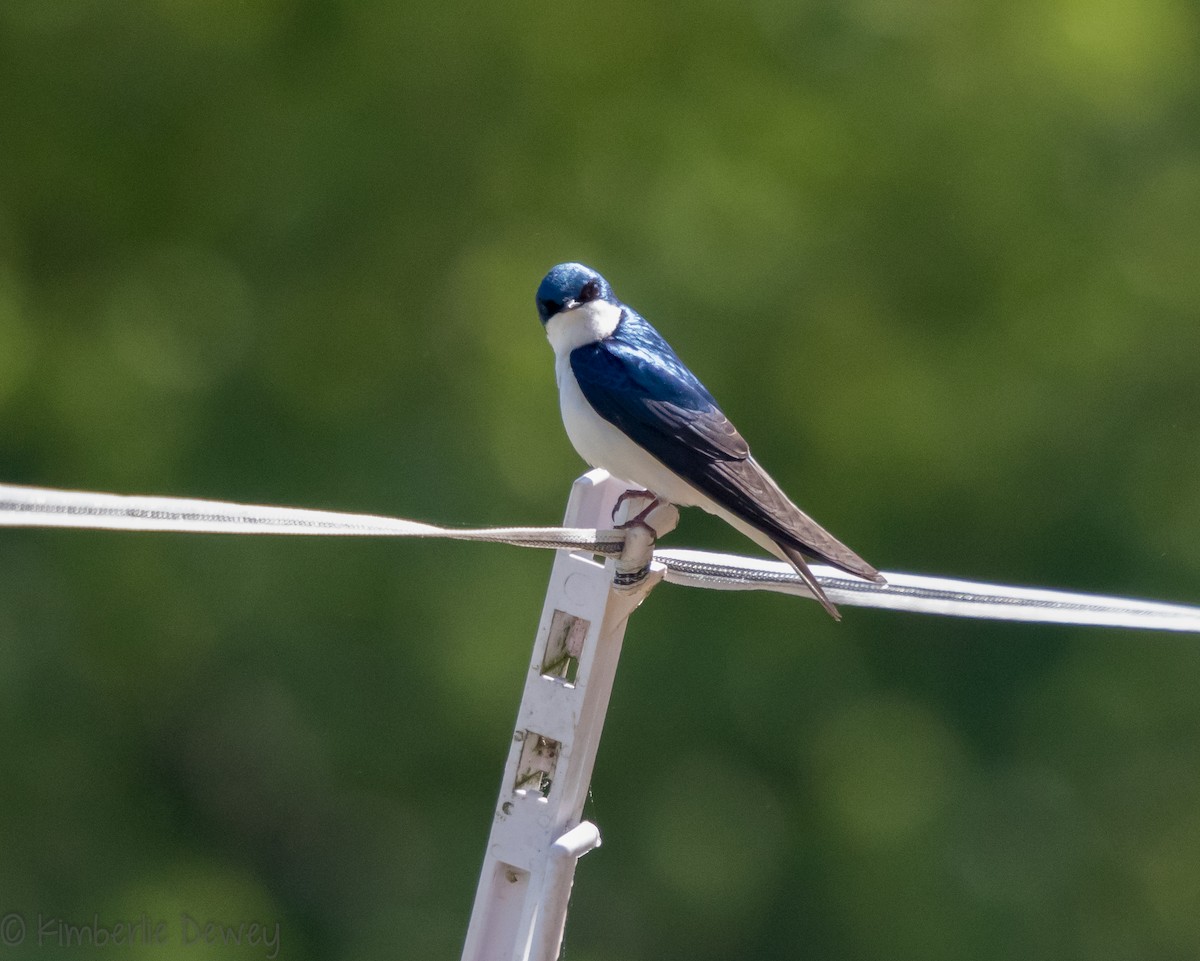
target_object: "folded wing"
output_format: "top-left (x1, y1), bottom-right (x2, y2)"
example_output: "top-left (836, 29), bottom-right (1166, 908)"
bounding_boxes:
top-left (570, 316), bottom-right (882, 584)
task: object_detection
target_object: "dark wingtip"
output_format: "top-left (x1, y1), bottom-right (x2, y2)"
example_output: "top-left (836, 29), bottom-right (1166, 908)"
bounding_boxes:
top-left (825, 559), bottom-right (886, 586)
top-left (813, 588), bottom-right (842, 620)
top-left (779, 543), bottom-right (843, 620)
top-left (853, 564), bottom-right (887, 585)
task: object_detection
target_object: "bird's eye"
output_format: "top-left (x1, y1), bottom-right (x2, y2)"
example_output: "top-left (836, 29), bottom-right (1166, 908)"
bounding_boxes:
top-left (540, 298), bottom-right (562, 318)
top-left (579, 280), bottom-right (600, 302)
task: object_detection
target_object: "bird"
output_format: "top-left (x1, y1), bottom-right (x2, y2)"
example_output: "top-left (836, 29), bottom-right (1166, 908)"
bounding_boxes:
top-left (535, 261), bottom-right (884, 620)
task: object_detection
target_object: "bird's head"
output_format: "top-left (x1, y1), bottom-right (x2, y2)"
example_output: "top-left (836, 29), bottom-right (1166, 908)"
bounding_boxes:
top-left (535, 263), bottom-right (616, 325)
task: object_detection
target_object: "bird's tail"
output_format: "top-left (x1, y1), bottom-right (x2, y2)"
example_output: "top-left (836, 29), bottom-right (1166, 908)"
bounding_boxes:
top-left (778, 543), bottom-right (842, 621)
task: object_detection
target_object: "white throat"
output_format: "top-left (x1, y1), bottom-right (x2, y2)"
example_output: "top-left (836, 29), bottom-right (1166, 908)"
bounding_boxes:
top-left (544, 300), bottom-right (622, 357)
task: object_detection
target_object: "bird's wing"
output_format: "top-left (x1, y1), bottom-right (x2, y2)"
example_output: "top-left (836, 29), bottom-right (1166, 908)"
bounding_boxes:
top-left (706, 456), bottom-right (882, 582)
top-left (570, 320), bottom-right (881, 583)
top-left (569, 317), bottom-right (749, 461)
top-left (569, 318), bottom-right (748, 460)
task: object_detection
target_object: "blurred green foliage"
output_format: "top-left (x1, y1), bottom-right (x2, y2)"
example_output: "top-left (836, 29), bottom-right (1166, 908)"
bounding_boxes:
top-left (0, 0), bottom-right (1198, 958)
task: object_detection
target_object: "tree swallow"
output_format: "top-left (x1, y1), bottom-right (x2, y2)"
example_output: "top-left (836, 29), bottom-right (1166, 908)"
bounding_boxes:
top-left (536, 262), bottom-right (884, 620)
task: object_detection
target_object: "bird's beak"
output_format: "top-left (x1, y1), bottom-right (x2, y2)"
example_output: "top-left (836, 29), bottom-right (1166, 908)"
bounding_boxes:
top-left (561, 298), bottom-right (580, 312)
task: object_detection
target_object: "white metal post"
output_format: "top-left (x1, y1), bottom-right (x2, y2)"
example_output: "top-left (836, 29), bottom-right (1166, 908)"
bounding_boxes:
top-left (460, 470), bottom-right (675, 961)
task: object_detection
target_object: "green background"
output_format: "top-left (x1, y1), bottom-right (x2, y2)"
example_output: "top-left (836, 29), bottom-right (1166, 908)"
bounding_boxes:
top-left (1, 1), bottom-right (1198, 958)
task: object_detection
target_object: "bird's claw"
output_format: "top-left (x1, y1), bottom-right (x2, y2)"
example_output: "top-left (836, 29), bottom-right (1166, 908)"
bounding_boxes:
top-left (611, 490), bottom-right (663, 528)
top-left (610, 494), bottom-right (679, 594)
top-left (612, 515), bottom-right (660, 592)
top-left (611, 488), bottom-right (658, 524)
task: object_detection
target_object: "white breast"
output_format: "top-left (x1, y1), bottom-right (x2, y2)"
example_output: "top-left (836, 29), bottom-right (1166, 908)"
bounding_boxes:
top-left (557, 361), bottom-right (785, 554)
top-left (548, 307), bottom-right (706, 509)
top-left (544, 301), bottom-right (793, 563)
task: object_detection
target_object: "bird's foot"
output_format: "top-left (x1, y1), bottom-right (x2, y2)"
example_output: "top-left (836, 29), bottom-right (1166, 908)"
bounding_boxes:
top-left (611, 488), bottom-right (659, 524)
top-left (610, 491), bottom-right (678, 593)
top-left (609, 491), bottom-right (667, 527)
